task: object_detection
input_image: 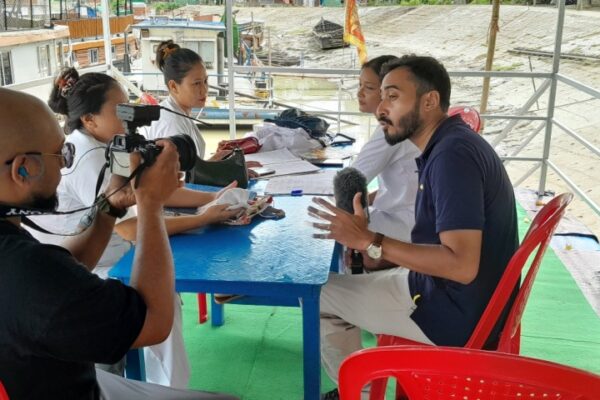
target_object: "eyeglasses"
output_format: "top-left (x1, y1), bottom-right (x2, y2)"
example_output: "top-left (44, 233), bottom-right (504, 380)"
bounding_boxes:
top-left (4, 142), bottom-right (75, 169)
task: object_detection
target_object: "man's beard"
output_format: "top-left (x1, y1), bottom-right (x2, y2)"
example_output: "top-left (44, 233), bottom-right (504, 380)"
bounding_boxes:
top-left (31, 193), bottom-right (59, 212)
top-left (381, 102), bottom-right (421, 146)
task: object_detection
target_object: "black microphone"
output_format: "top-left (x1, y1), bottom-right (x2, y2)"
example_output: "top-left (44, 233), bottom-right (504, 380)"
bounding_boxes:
top-left (333, 167), bottom-right (369, 274)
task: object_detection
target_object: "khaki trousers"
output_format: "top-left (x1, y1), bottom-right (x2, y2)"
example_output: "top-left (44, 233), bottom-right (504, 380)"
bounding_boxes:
top-left (320, 268), bottom-right (433, 385)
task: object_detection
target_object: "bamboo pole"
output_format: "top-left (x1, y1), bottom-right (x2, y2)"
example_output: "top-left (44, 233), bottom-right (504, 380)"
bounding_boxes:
top-left (479, 0), bottom-right (500, 133)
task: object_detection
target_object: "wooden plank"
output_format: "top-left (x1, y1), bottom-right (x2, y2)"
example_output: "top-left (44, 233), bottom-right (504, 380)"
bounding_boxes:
top-left (54, 15), bottom-right (134, 39)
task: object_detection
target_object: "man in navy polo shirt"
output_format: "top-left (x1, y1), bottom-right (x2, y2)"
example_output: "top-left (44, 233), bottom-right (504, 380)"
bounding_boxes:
top-left (310, 55), bottom-right (518, 399)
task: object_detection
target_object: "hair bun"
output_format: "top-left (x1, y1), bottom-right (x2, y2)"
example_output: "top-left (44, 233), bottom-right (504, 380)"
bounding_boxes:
top-left (156, 40), bottom-right (181, 71)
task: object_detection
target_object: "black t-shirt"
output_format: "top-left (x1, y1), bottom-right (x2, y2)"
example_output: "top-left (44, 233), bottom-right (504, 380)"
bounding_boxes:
top-left (0, 221), bottom-right (147, 399)
top-left (409, 115), bottom-right (519, 346)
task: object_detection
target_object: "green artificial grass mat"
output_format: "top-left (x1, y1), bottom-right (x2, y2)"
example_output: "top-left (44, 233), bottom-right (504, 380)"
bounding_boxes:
top-left (180, 205), bottom-right (600, 399)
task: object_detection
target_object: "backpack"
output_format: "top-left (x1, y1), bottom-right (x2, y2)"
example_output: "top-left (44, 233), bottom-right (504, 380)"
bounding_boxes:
top-left (265, 108), bottom-right (331, 146)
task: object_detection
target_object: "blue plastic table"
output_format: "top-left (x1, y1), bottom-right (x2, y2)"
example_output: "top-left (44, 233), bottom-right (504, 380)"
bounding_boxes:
top-left (109, 194), bottom-right (335, 400)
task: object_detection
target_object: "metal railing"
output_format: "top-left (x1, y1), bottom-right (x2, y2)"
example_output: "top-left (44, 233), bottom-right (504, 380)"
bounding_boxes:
top-left (5, 63), bottom-right (108, 91)
top-left (3, 0), bottom-right (596, 223)
top-left (121, 0), bottom-right (600, 225)
top-left (222, 0), bottom-right (600, 223)
top-left (1, 0), bottom-right (50, 30)
top-left (0, 0), bottom-right (135, 32)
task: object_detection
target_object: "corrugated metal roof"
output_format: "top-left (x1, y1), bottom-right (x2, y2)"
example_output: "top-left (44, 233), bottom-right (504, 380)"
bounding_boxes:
top-left (133, 18), bottom-right (225, 31)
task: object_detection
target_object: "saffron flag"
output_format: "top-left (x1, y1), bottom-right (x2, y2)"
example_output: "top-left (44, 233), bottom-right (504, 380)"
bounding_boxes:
top-left (344, 0), bottom-right (367, 65)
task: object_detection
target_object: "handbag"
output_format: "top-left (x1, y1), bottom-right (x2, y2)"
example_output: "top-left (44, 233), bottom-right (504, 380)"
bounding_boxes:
top-left (217, 137), bottom-right (261, 154)
top-left (187, 148), bottom-right (249, 188)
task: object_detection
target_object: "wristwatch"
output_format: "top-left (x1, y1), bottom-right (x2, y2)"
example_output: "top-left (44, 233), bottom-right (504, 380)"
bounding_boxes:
top-left (366, 232), bottom-right (384, 259)
top-left (97, 193), bottom-right (128, 219)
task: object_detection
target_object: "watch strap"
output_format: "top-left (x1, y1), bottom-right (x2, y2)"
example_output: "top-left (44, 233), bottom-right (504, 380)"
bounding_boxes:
top-left (373, 232), bottom-right (384, 247)
top-left (97, 194), bottom-right (127, 219)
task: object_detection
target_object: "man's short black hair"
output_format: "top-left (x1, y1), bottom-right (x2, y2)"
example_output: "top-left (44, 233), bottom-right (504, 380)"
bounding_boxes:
top-left (381, 55), bottom-right (451, 112)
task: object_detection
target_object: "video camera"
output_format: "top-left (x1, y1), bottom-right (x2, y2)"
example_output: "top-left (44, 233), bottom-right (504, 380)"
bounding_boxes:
top-left (107, 103), bottom-right (196, 177)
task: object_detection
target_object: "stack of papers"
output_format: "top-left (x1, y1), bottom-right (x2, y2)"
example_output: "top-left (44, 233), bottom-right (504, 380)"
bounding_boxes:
top-left (245, 148), bottom-right (320, 178)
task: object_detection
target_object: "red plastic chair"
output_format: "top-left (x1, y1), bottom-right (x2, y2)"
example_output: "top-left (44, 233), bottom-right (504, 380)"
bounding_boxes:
top-left (448, 105), bottom-right (482, 133)
top-left (369, 193), bottom-right (573, 400)
top-left (0, 381), bottom-right (9, 400)
top-left (339, 346), bottom-right (600, 400)
top-left (139, 92), bottom-right (159, 106)
top-left (197, 293), bottom-right (208, 324)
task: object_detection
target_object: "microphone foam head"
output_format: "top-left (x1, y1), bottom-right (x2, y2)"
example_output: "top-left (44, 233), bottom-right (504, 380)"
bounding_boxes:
top-left (333, 167), bottom-right (369, 214)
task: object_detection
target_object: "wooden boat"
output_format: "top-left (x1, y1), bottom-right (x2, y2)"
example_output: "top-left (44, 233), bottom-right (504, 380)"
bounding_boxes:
top-left (312, 18), bottom-right (348, 50)
top-left (255, 48), bottom-right (301, 66)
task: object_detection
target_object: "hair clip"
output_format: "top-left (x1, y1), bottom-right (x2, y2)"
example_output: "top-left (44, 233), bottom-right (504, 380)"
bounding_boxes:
top-left (162, 46), bottom-right (178, 61)
top-left (58, 76), bottom-right (77, 98)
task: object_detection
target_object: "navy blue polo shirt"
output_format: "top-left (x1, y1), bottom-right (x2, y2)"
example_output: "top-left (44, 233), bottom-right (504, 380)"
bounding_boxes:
top-left (408, 115), bottom-right (518, 346)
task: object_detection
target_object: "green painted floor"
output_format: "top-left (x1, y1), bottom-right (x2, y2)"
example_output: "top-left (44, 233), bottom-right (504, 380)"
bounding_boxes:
top-left (180, 206), bottom-right (600, 399)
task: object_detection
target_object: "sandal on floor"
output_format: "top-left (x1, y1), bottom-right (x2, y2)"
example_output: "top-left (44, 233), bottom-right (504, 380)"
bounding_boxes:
top-left (214, 294), bottom-right (244, 304)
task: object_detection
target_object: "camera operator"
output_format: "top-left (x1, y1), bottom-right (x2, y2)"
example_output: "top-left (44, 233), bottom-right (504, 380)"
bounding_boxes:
top-left (0, 88), bottom-right (239, 399)
top-left (30, 69), bottom-right (242, 387)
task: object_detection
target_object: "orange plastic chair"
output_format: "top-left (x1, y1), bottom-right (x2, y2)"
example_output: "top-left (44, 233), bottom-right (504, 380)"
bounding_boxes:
top-left (448, 105), bottom-right (482, 133)
top-left (0, 381), bottom-right (9, 400)
top-left (339, 346), bottom-right (600, 400)
top-left (369, 193), bottom-right (573, 400)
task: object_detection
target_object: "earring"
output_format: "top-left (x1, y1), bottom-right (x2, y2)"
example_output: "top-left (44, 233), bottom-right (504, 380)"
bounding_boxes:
top-left (18, 166), bottom-right (29, 178)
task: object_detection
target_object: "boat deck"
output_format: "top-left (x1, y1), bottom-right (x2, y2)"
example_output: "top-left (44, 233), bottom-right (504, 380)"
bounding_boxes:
top-left (178, 199), bottom-right (600, 399)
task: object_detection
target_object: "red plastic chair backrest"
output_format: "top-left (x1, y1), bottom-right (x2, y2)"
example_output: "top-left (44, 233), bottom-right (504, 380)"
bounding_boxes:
top-left (339, 346), bottom-right (600, 400)
top-left (466, 193), bottom-right (573, 351)
top-left (448, 105), bottom-right (482, 133)
top-left (371, 193), bottom-right (574, 400)
top-left (140, 92), bottom-right (159, 106)
top-left (0, 381), bottom-right (9, 400)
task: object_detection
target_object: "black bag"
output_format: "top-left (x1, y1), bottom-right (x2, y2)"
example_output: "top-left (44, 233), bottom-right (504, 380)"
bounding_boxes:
top-left (187, 148), bottom-right (249, 188)
top-left (265, 108), bottom-right (331, 146)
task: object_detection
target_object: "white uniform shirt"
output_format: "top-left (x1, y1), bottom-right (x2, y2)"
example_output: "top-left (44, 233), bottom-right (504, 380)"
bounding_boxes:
top-left (352, 126), bottom-right (421, 242)
top-left (28, 129), bottom-right (134, 277)
top-left (144, 96), bottom-right (206, 159)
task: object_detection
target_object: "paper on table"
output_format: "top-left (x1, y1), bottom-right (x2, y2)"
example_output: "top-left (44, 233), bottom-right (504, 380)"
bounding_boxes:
top-left (245, 148), bottom-right (300, 165)
top-left (246, 148), bottom-right (319, 178)
top-left (266, 160), bottom-right (320, 178)
top-left (265, 170), bottom-right (337, 195)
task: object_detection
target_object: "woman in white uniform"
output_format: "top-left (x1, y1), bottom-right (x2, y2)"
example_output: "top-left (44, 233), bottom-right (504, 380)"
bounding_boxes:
top-left (352, 55), bottom-right (421, 242)
top-left (145, 41), bottom-right (224, 160)
top-left (31, 68), bottom-right (241, 388)
top-left (146, 40), bottom-right (262, 180)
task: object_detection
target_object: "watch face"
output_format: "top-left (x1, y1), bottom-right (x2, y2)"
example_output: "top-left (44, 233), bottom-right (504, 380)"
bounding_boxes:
top-left (367, 245), bottom-right (382, 259)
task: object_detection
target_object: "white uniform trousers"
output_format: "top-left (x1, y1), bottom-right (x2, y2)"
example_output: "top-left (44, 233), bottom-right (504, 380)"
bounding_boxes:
top-left (97, 369), bottom-right (237, 399)
top-left (144, 293), bottom-right (190, 388)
